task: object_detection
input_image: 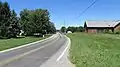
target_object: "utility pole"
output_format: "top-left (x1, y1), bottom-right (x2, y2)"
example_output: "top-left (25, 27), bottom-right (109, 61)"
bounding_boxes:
top-left (64, 20), bottom-right (65, 27)
top-left (64, 20), bottom-right (66, 34)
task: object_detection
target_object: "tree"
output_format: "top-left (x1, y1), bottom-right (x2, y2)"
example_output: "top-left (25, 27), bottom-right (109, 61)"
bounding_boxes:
top-left (20, 9), bottom-right (34, 36)
top-left (0, 1), bottom-right (11, 38)
top-left (8, 10), bottom-right (21, 38)
top-left (0, 1), bottom-right (3, 21)
top-left (20, 9), bottom-right (56, 36)
top-left (0, 1), bottom-right (21, 38)
top-left (67, 26), bottom-right (76, 33)
top-left (78, 26), bottom-right (84, 32)
top-left (47, 22), bottom-right (56, 34)
top-left (67, 26), bottom-right (84, 33)
top-left (61, 26), bottom-right (66, 33)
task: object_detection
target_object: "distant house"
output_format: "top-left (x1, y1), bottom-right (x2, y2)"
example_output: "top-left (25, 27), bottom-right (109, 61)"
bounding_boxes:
top-left (84, 20), bottom-right (120, 33)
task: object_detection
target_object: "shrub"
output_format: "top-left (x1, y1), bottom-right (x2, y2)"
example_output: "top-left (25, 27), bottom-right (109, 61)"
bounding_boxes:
top-left (104, 29), bottom-right (113, 34)
top-left (115, 31), bottom-right (120, 34)
top-left (0, 36), bottom-right (10, 39)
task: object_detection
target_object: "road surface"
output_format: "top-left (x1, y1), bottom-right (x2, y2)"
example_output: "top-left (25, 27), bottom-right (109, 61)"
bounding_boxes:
top-left (0, 33), bottom-right (68, 67)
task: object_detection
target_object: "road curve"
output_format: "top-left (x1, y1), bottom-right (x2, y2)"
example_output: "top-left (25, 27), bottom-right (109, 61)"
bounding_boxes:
top-left (0, 33), bottom-right (67, 67)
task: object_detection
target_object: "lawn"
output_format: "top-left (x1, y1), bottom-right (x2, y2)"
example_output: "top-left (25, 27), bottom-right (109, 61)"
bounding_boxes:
top-left (0, 35), bottom-right (50, 51)
top-left (67, 33), bottom-right (120, 67)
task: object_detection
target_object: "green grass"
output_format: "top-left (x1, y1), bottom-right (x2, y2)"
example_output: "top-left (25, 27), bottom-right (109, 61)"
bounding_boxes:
top-left (0, 35), bottom-right (50, 51)
top-left (67, 33), bottom-right (120, 67)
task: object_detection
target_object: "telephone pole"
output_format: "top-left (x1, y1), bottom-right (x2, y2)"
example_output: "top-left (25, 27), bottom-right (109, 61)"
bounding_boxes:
top-left (64, 20), bottom-right (66, 27)
top-left (64, 20), bottom-right (66, 34)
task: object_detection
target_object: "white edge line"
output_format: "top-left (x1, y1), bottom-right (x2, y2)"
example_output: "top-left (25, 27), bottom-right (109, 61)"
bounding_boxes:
top-left (0, 34), bottom-right (56, 53)
top-left (0, 36), bottom-right (59, 66)
top-left (0, 35), bottom-right (60, 66)
top-left (0, 45), bottom-right (46, 66)
top-left (56, 35), bottom-right (71, 62)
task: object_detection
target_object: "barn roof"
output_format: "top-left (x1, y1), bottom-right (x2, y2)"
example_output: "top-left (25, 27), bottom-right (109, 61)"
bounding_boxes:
top-left (85, 20), bottom-right (120, 27)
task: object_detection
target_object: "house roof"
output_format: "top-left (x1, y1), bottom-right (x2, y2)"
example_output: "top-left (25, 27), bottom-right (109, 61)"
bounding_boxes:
top-left (85, 20), bottom-right (120, 27)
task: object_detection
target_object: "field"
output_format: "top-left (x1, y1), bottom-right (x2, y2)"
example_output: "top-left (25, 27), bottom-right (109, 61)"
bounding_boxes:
top-left (0, 36), bottom-right (50, 51)
top-left (67, 33), bottom-right (120, 67)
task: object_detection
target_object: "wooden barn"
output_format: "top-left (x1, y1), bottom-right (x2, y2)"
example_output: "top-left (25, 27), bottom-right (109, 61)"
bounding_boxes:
top-left (84, 20), bottom-right (120, 33)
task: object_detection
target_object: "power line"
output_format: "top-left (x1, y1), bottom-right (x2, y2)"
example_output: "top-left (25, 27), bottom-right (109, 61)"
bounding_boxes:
top-left (78, 0), bottom-right (100, 18)
top-left (62, 20), bottom-right (65, 27)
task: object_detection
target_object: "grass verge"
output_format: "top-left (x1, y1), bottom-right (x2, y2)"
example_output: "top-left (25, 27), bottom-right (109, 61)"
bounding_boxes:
top-left (67, 33), bottom-right (120, 67)
top-left (0, 35), bottom-right (50, 51)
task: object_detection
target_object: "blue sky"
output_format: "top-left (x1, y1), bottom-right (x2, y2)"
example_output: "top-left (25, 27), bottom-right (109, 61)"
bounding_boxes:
top-left (2, 0), bottom-right (120, 29)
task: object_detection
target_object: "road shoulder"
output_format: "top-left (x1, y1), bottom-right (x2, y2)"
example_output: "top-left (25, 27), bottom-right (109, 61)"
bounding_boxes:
top-left (0, 34), bottom-right (57, 54)
top-left (40, 35), bottom-right (75, 67)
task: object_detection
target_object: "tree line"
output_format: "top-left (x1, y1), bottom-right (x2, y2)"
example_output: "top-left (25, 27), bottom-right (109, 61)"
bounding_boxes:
top-left (61, 26), bottom-right (84, 33)
top-left (0, 1), bottom-right (56, 39)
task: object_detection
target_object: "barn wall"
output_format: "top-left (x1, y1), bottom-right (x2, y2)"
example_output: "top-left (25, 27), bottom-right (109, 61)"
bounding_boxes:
top-left (87, 29), bottom-right (97, 33)
top-left (114, 23), bottom-right (120, 31)
top-left (87, 28), bottom-right (113, 33)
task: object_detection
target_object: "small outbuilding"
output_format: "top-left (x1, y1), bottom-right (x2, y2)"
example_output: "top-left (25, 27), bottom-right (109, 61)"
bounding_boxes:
top-left (67, 31), bottom-right (72, 33)
top-left (84, 20), bottom-right (120, 33)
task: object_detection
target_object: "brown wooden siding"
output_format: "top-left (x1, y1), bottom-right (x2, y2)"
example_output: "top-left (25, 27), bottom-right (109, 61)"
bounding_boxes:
top-left (114, 23), bottom-right (120, 31)
top-left (87, 29), bottom-right (97, 33)
top-left (86, 28), bottom-right (113, 33)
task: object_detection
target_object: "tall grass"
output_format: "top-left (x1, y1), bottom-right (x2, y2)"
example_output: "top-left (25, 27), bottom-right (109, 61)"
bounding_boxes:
top-left (67, 33), bottom-right (120, 67)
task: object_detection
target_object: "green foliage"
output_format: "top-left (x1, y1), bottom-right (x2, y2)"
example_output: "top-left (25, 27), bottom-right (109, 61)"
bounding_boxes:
top-left (60, 26), bottom-right (66, 33)
top-left (0, 1), bottom-right (21, 38)
top-left (115, 30), bottom-right (120, 34)
top-left (46, 22), bottom-right (56, 34)
top-left (0, 1), bottom-right (10, 37)
top-left (8, 10), bottom-right (21, 38)
top-left (0, 36), bottom-right (50, 51)
top-left (67, 26), bottom-right (76, 33)
top-left (67, 26), bottom-right (84, 33)
top-left (67, 33), bottom-right (120, 67)
top-left (20, 9), bottom-right (56, 36)
top-left (0, 1), bottom-right (56, 38)
top-left (78, 26), bottom-right (84, 32)
top-left (104, 29), bottom-right (110, 33)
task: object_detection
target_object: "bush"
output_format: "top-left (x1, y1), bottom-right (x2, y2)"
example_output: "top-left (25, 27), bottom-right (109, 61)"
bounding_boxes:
top-left (0, 36), bottom-right (10, 39)
top-left (115, 31), bottom-right (120, 34)
top-left (104, 29), bottom-right (113, 34)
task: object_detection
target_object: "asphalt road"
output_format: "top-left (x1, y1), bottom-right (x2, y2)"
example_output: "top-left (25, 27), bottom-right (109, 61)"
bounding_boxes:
top-left (0, 33), bottom-right (67, 67)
